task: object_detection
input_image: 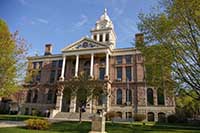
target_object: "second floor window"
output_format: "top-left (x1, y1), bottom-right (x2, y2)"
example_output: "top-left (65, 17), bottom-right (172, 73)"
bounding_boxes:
top-left (58, 60), bottom-right (63, 68)
top-left (117, 67), bottom-right (122, 80)
top-left (126, 66), bottom-right (132, 81)
top-left (52, 61), bottom-right (57, 68)
top-left (36, 71), bottom-right (41, 82)
top-left (50, 70), bottom-right (56, 83)
top-left (125, 55), bottom-right (132, 64)
top-left (57, 70), bottom-right (61, 80)
top-left (38, 61), bottom-right (43, 69)
top-left (116, 56), bottom-right (122, 64)
top-left (33, 62), bottom-right (37, 69)
top-left (99, 68), bottom-right (105, 80)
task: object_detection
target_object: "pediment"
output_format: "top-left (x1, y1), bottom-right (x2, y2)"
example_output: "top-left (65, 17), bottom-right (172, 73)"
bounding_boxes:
top-left (61, 37), bottom-right (109, 52)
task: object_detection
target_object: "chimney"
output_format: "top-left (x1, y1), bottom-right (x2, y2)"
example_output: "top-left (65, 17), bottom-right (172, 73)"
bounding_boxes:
top-left (135, 33), bottom-right (144, 47)
top-left (44, 44), bottom-right (52, 55)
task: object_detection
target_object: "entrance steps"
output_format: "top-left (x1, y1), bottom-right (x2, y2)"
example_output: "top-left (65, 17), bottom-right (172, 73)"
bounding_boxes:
top-left (53, 112), bottom-right (93, 121)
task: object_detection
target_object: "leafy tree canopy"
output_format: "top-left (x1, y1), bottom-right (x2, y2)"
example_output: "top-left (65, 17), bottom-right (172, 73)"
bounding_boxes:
top-left (0, 19), bottom-right (29, 96)
top-left (138, 0), bottom-right (200, 99)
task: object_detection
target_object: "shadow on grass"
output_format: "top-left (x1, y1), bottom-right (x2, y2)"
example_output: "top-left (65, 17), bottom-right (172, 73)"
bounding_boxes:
top-left (49, 121), bottom-right (91, 133)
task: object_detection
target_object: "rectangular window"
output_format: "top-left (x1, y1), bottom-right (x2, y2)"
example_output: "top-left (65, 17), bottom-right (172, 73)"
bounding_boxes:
top-left (116, 56), bottom-right (122, 64)
top-left (117, 67), bottom-right (122, 80)
top-left (33, 62), bottom-right (37, 69)
top-left (58, 60), bottom-right (63, 68)
top-left (57, 70), bottom-right (61, 80)
top-left (38, 61), bottom-right (43, 69)
top-left (99, 68), bottom-right (105, 80)
top-left (52, 61), bottom-right (57, 68)
top-left (125, 55), bottom-right (132, 64)
top-left (126, 66), bottom-right (132, 81)
top-left (36, 71), bottom-right (41, 81)
top-left (50, 70), bottom-right (56, 83)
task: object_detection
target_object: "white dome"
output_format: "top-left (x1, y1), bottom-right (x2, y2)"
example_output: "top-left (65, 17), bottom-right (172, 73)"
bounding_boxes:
top-left (100, 8), bottom-right (111, 22)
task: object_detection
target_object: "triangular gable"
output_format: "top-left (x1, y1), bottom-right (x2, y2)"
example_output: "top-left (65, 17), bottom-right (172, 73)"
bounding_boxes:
top-left (61, 37), bottom-right (109, 52)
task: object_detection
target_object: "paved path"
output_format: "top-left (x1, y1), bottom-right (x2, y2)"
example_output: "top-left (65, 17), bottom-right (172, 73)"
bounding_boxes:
top-left (0, 121), bottom-right (25, 128)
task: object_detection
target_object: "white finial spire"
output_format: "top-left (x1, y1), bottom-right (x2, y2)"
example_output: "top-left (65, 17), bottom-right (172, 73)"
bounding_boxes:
top-left (104, 8), bottom-right (107, 14)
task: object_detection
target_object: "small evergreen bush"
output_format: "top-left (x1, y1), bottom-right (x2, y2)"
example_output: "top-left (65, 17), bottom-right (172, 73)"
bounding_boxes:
top-left (133, 114), bottom-right (146, 121)
top-left (25, 119), bottom-right (50, 130)
top-left (167, 114), bottom-right (177, 123)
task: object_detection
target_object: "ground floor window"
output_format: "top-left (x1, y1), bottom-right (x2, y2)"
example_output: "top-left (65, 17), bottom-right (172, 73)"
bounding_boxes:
top-left (116, 112), bottom-right (122, 118)
top-left (126, 112), bottom-right (132, 119)
top-left (147, 112), bottom-right (155, 121)
top-left (158, 112), bottom-right (166, 123)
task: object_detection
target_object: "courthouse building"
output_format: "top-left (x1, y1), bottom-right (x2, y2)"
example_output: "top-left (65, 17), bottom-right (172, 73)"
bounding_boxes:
top-left (22, 9), bottom-right (175, 121)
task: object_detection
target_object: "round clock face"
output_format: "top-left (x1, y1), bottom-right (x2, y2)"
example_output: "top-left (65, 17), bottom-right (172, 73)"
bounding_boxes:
top-left (100, 23), bottom-right (106, 29)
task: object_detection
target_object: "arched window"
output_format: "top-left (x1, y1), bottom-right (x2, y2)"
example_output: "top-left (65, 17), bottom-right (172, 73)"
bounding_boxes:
top-left (32, 90), bottom-right (38, 103)
top-left (83, 61), bottom-right (90, 76)
top-left (126, 89), bottom-right (132, 104)
top-left (116, 112), bottom-right (122, 118)
top-left (157, 88), bottom-right (165, 105)
top-left (147, 88), bottom-right (154, 105)
top-left (147, 112), bottom-right (155, 121)
top-left (158, 112), bottom-right (166, 123)
top-left (47, 89), bottom-right (53, 103)
top-left (26, 90), bottom-right (32, 103)
top-left (117, 88), bottom-right (122, 105)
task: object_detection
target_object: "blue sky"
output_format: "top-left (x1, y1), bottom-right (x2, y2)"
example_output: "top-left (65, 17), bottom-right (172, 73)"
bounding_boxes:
top-left (0, 0), bottom-right (158, 56)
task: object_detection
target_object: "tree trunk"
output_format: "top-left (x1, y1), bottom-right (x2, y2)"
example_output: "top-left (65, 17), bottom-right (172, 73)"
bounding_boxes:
top-left (79, 107), bottom-right (82, 123)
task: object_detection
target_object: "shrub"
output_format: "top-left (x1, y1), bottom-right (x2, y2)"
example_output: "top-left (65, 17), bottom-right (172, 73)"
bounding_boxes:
top-left (167, 114), bottom-right (177, 123)
top-left (25, 119), bottom-right (50, 130)
top-left (133, 114), bottom-right (146, 121)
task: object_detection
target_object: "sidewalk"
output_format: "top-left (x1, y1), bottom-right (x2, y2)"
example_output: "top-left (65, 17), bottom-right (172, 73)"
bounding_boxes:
top-left (0, 121), bottom-right (25, 128)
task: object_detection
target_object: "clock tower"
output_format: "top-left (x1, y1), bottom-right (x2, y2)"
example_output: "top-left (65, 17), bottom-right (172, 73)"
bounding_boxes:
top-left (91, 9), bottom-right (117, 49)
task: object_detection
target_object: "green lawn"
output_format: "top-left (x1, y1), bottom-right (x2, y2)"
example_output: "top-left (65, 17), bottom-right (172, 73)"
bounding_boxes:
top-left (0, 114), bottom-right (44, 121)
top-left (0, 121), bottom-right (200, 133)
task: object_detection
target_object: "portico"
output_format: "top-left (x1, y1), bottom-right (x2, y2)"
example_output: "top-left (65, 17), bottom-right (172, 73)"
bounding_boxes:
top-left (57, 47), bottom-right (111, 113)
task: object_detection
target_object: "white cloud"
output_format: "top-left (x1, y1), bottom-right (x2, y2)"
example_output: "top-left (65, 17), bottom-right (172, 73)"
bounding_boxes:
top-left (111, 0), bottom-right (127, 19)
top-left (74, 14), bottom-right (88, 28)
top-left (36, 18), bottom-right (49, 24)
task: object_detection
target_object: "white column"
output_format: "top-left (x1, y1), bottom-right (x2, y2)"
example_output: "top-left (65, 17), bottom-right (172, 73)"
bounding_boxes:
top-left (90, 100), bottom-right (92, 113)
top-left (70, 96), bottom-right (77, 112)
top-left (75, 55), bottom-right (79, 77)
top-left (60, 56), bottom-right (66, 80)
top-left (90, 53), bottom-right (94, 78)
top-left (97, 34), bottom-right (100, 42)
top-left (103, 33), bottom-right (106, 42)
top-left (105, 53), bottom-right (109, 77)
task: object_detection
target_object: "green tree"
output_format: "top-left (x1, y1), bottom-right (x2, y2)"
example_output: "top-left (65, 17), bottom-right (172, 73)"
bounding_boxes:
top-left (176, 89), bottom-right (200, 119)
top-left (138, 0), bottom-right (200, 99)
top-left (0, 19), bottom-right (29, 97)
top-left (62, 73), bottom-right (106, 123)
